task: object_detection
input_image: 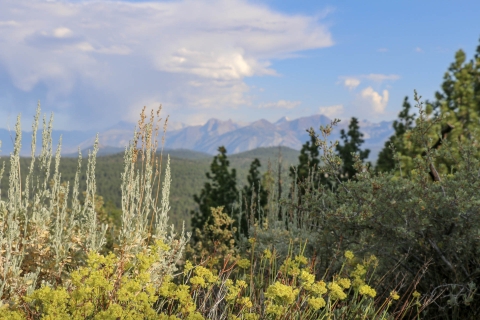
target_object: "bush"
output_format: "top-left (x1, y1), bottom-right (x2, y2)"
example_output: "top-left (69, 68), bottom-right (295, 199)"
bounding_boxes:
top-left (252, 92), bottom-right (479, 319)
top-left (0, 100), bottom-right (461, 319)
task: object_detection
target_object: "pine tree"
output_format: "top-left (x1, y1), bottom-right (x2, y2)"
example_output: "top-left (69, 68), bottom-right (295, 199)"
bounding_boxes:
top-left (376, 97), bottom-right (416, 172)
top-left (290, 130), bottom-right (321, 189)
top-left (191, 146), bottom-right (238, 238)
top-left (389, 39), bottom-right (480, 178)
top-left (432, 44), bottom-right (480, 170)
top-left (335, 117), bottom-right (370, 180)
top-left (239, 158), bottom-right (268, 237)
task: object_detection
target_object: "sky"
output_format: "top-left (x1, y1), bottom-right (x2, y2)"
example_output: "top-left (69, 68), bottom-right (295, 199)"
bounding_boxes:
top-left (0, 0), bottom-right (479, 131)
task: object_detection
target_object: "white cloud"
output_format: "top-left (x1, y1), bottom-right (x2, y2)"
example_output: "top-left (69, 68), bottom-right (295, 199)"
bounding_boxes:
top-left (415, 47), bottom-right (424, 53)
top-left (318, 104), bottom-right (343, 118)
top-left (340, 74), bottom-right (399, 89)
top-left (259, 100), bottom-right (301, 109)
top-left (53, 27), bottom-right (72, 38)
top-left (359, 87), bottom-right (389, 113)
top-left (343, 77), bottom-right (360, 90)
top-left (363, 74), bottom-right (400, 82)
top-left (0, 0), bottom-right (334, 129)
top-left (0, 20), bottom-right (19, 27)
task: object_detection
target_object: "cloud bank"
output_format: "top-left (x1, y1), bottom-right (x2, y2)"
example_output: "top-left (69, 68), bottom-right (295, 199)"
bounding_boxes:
top-left (338, 73), bottom-right (399, 117)
top-left (359, 87), bottom-right (389, 114)
top-left (318, 104), bottom-right (343, 118)
top-left (0, 0), bottom-right (333, 130)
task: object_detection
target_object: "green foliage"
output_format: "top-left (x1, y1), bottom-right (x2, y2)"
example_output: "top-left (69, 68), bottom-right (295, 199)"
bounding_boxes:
top-left (191, 146), bottom-right (238, 239)
top-left (0, 105), bottom-right (189, 315)
top-left (376, 97), bottom-right (416, 172)
top-left (239, 158), bottom-right (268, 237)
top-left (290, 132), bottom-right (320, 188)
top-left (379, 38), bottom-right (480, 178)
top-left (186, 206), bottom-right (239, 269)
top-left (335, 117), bottom-right (370, 181)
top-left (297, 94), bottom-right (480, 319)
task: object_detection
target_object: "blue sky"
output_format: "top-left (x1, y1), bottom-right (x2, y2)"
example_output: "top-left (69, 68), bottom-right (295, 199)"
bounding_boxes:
top-left (0, 0), bottom-right (479, 131)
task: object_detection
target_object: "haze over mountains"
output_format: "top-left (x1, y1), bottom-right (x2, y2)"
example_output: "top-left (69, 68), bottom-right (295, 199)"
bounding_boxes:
top-left (0, 114), bottom-right (394, 161)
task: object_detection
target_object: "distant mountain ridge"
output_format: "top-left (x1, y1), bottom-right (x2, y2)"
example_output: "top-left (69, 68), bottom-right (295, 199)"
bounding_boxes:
top-left (0, 114), bottom-right (394, 161)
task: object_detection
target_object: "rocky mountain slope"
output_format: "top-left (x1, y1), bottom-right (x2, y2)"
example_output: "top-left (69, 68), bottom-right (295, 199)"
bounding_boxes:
top-left (1, 114), bottom-right (394, 161)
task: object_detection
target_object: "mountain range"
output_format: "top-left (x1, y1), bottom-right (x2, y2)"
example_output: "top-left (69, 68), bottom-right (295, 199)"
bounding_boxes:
top-left (0, 114), bottom-right (394, 161)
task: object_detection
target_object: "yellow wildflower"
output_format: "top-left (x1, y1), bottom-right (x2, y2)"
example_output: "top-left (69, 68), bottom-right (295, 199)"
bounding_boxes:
top-left (337, 278), bottom-right (351, 289)
top-left (265, 304), bottom-right (285, 316)
top-left (295, 255), bottom-right (308, 265)
top-left (390, 290), bottom-right (400, 300)
top-left (184, 260), bottom-right (194, 274)
top-left (156, 239), bottom-right (171, 251)
top-left (310, 280), bottom-right (328, 296)
top-left (226, 280), bottom-right (248, 302)
top-left (186, 311), bottom-right (204, 320)
top-left (351, 263), bottom-right (367, 288)
top-left (412, 291), bottom-right (421, 298)
top-left (266, 281), bottom-right (299, 305)
top-left (237, 258), bottom-right (251, 269)
top-left (239, 297), bottom-right (253, 308)
top-left (290, 266), bottom-right (301, 276)
top-left (308, 297), bottom-right (326, 310)
top-left (194, 266), bottom-right (218, 283)
top-left (344, 250), bottom-right (354, 260)
top-left (359, 284), bottom-right (377, 298)
top-left (300, 270), bottom-right (315, 288)
top-left (263, 249), bottom-right (272, 259)
top-left (190, 276), bottom-right (206, 288)
top-left (328, 282), bottom-right (347, 300)
top-left (243, 313), bottom-right (259, 320)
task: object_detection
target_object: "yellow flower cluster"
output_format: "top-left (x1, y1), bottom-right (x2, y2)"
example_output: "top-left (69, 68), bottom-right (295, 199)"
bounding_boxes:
top-left (337, 277), bottom-right (351, 290)
top-left (237, 258), bottom-right (251, 269)
top-left (344, 250), bottom-right (355, 260)
top-left (265, 281), bottom-right (299, 305)
top-left (390, 290), bottom-right (400, 300)
top-left (263, 248), bottom-right (272, 260)
top-left (350, 263), bottom-right (367, 287)
top-left (295, 255), bottom-right (308, 265)
top-left (279, 255), bottom-right (307, 277)
top-left (299, 270), bottom-right (315, 289)
top-left (189, 266), bottom-right (218, 288)
top-left (238, 297), bottom-right (253, 308)
top-left (184, 260), bottom-right (194, 274)
top-left (359, 284), bottom-right (377, 298)
top-left (225, 279), bottom-right (248, 302)
top-left (265, 303), bottom-right (286, 316)
top-left (327, 281), bottom-right (347, 300)
top-left (3, 236), bottom-right (414, 320)
top-left (308, 297), bottom-right (327, 310)
top-left (159, 279), bottom-right (197, 315)
top-left (309, 280), bottom-right (328, 296)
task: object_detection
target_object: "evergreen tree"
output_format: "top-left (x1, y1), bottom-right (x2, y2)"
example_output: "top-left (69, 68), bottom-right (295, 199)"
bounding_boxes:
top-left (239, 158), bottom-right (268, 237)
top-left (191, 146), bottom-right (237, 238)
top-left (376, 97), bottom-right (416, 172)
top-left (290, 130), bottom-right (321, 189)
top-left (335, 117), bottom-right (370, 180)
top-left (433, 45), bottom-right (480, 165)
top-left (390, 39), bottom-right (480, 178)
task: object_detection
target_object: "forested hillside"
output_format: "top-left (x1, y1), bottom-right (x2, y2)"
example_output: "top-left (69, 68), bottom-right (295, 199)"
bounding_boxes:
top-left (0, 146), bottom-right (299, 230)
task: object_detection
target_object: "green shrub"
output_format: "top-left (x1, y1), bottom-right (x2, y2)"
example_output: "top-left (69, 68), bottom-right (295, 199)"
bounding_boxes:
top-left (0, 102), bottom-right (448, 319)
top-left (252, 92), bottom-right (479, 319)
